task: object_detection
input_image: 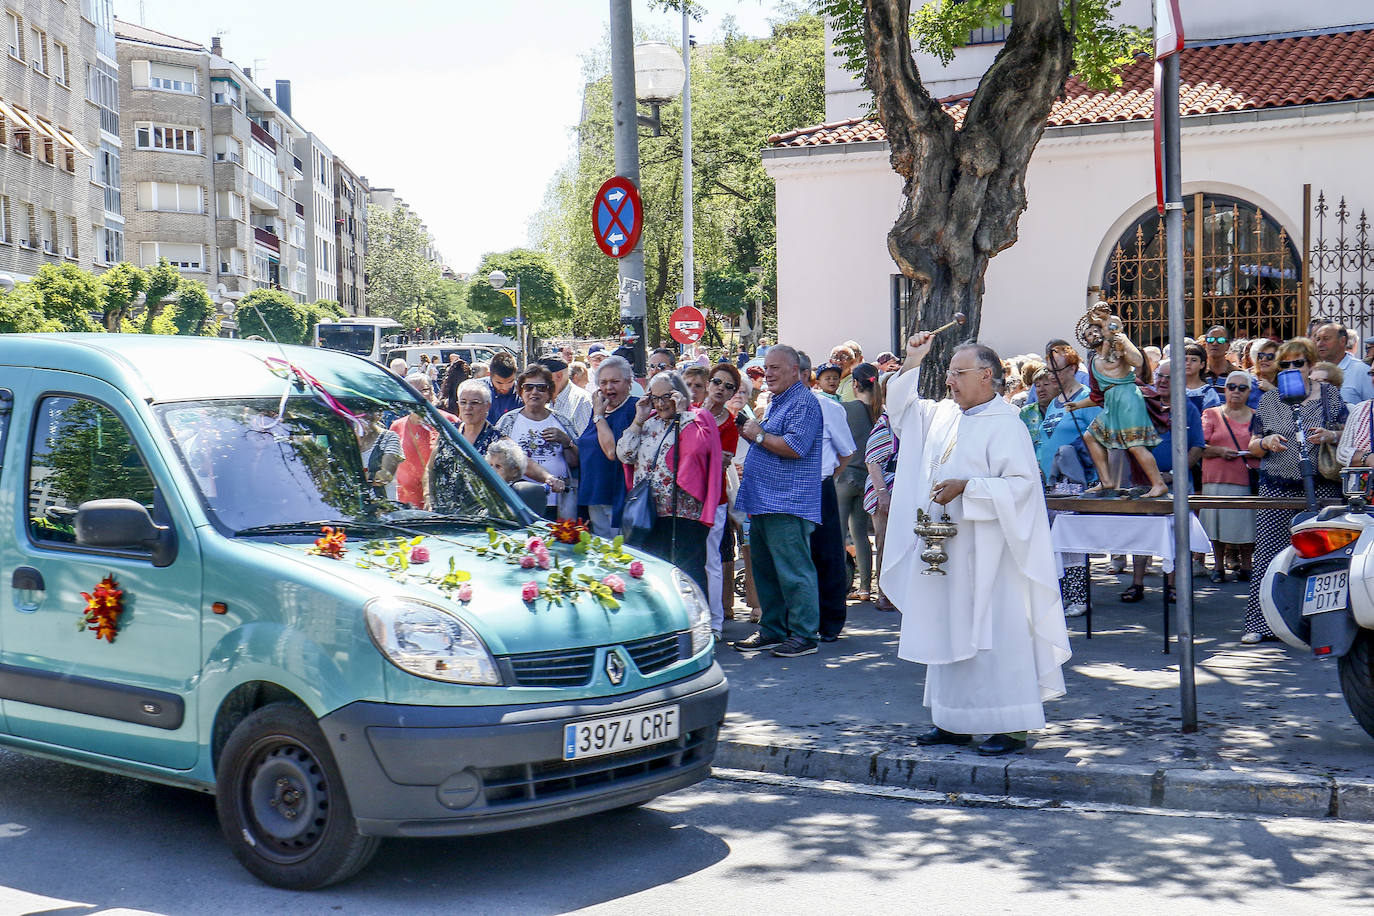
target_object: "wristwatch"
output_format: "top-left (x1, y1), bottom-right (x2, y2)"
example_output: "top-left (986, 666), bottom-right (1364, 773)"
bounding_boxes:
top-left (753, 430), bottom-right (764, 445)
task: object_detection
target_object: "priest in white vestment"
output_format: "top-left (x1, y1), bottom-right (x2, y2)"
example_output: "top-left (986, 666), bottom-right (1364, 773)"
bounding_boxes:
top-left (881, 334), bottom-right (1071, 755)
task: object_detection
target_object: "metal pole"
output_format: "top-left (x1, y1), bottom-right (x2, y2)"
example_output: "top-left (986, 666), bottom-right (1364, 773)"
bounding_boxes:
top-left (610, 0), bottom-right (649, 377)
top-left (1163, 51), bottom-right (1197, 733)
top-left (516, 277), bottom-right (524, 366)
top-left (681, 11), bottom-right (694, 324)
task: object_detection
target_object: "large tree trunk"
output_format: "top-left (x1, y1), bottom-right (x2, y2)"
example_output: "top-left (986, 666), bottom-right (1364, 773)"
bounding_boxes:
top-left (864, 0), bottom-right (1073, 396)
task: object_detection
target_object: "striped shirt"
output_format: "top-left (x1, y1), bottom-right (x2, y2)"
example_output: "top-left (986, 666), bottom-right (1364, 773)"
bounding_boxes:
top-left (736, 379), bottom-right (823, 523)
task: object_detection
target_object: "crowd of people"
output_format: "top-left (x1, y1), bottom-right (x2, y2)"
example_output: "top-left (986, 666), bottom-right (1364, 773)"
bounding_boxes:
top-left (389, 316), bottom-right (1374, 657)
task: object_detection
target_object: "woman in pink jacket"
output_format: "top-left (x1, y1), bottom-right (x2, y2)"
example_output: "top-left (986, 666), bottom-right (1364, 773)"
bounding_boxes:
top-left (616, 369), bottom-right (723, 594)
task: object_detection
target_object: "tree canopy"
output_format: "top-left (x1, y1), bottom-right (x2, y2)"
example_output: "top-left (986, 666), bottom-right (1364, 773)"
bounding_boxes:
top-left (466, 249), bottom-right (575, 340)
top-left (365, 203), bottom-right (444, 328)
top-left (531, 7), bottom-right (824, 348)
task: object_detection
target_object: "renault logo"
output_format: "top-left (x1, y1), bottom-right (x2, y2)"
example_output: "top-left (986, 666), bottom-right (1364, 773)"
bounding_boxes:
top-left (606, 650), bottom-right (626, 685)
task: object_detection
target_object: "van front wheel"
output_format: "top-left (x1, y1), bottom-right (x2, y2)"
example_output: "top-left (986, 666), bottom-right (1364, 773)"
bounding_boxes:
top-left (216, 702), bottom-right (380, 889)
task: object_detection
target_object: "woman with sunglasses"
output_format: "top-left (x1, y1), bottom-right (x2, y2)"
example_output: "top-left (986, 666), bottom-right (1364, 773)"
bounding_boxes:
top-left (701, 362), bottom-right (745, 634)
top-left (616, 371), bottom-right (723, 601)
top-left (494, 364), bottom-right (578, 519)
top-left (1245, 337), bottom-right (1347, 643)
top-left (1249, 339), bottom-right (1279, 407)
top-left (1200, 370), bottom-right (1258, 584)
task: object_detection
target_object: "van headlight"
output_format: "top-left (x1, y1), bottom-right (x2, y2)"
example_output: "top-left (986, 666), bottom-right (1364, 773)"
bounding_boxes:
top-left (365, 597), bottom-right (501, 685)
top-left (674, 569), bottom-right (713, 654)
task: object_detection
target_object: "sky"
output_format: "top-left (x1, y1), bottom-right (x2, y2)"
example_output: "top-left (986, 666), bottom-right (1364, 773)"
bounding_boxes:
top-left (114, 0), bottom-right (796, 275)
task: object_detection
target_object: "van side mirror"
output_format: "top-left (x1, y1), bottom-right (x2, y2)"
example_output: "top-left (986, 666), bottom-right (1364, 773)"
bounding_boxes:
top-left (75, 499), bottom-right (178, 568)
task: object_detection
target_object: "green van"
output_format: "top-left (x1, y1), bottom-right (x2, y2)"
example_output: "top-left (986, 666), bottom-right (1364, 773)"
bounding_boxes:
top-left (0, 335), bottom-right (727, 888)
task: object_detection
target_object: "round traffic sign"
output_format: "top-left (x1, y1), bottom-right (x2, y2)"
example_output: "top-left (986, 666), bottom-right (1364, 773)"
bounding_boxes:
top-left (592, 177), bottom-right (643, 258)
top-left (669, 305), bottom-right (706, 345)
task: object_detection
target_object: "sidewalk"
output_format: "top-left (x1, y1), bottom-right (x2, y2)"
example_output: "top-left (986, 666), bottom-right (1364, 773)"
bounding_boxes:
top-left (712, 562), bottom-right (1374, 820)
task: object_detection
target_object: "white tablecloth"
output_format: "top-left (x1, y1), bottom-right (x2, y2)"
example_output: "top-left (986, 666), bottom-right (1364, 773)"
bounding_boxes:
top-left (1049, 513), bottom-right (1213, 575)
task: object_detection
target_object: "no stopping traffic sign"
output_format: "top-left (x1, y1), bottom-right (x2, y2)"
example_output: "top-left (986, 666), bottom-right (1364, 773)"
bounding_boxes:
top-left (592, 177), bottom-right (643, 258)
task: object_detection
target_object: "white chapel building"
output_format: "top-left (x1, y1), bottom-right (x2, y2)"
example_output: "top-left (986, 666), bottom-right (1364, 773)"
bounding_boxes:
top-left (763, 0), bottom-right (1374, 360)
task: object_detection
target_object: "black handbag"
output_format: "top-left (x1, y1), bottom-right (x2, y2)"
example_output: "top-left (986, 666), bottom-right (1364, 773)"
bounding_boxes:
top-left (621, 424), bottom-right (675, 542)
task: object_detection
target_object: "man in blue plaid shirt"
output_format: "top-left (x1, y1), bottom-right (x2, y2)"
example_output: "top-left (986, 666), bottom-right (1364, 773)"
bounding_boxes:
top-left (732, 344), bottom-right (824, 658)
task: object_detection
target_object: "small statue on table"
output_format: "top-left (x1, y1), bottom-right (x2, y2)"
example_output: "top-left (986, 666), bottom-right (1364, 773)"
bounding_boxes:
top-left (1064, 303), bottom-right (1168, 498)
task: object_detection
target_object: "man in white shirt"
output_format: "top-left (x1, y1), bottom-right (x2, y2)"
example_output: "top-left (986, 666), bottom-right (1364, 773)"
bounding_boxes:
top-left (802, 352), bottom-right (856, 641)
top-left (1315, 322), bottom-right (1374, 405)
top-left (542, 355), bottom-right (594, 436)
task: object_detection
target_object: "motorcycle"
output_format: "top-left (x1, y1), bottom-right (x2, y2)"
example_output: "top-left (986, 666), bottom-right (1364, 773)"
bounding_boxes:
top-left (1262, 466), bottom-right (1374, 739)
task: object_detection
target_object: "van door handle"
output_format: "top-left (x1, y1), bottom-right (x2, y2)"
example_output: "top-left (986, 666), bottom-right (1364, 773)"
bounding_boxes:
top-left (12, 567), bottom-right (44, 591)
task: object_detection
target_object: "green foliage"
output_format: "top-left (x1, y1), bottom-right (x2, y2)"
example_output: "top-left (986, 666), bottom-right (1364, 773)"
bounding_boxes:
top-left (429, 279), bottom-right (486, 338)
top-left (700, 268), bottom-right (752, 317)
top-left (365, 203), bottom-right (443, 327)
top-left (0, 285), bottom-right (58, 333)
top-left (40, 399), bottom-right (154, 511)
top-left (822, 0), bottom-right (1149, 91)
top-left (99, 261), bottom-right (147, 330)
top-left (168, 281), bottom-right (217, 336)
top-left (29, 263), bottom-right (102, 332)
top-left (531, 9), bottom-right (823, 345)
top-left (236, 288), bottom-right (311, 344)
top-left (143, 258), bottom-right (183, 311)
top-left (467, 249), bottom-right (575, 340)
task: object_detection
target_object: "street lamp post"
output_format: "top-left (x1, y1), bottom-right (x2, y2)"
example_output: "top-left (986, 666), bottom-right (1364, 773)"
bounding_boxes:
top-left (487, 269), bottom-right (524, 366)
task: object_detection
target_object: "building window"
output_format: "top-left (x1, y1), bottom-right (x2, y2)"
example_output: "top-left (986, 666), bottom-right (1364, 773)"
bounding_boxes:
top-left (43, 211), bottom-right (57, 255)
top-left (86, 62), bottom-right (118, 135)
top-left (10, 125), bottom-right (31, 157)
top-left (138, 182), bottom-right (204, 214)
top-left (52, 42), bottom-right (67, 86)
top-left (220, 248), bottom-right (246, 276)
top-left (0, 197), bottom-right (10, 244)
top-left (210, 78), bottom-right (239, 108)
top-left (140, 242), bottom-right (203, 270)
top-left (20, 204), bottom-right (35, 248)
top-left (100, 223), bottom-right (123, 265)
top-left (41, 136), bottom-right (54, 165)
top-left (67, 217), bottom-right (78, 258)
top-left (96, 142), bottom-right (121, 215)
top-left (6, 12), bottom-right (21, 61)
top-left (968, 4), bottom-right (1013, 45)
top-left (135, 122), bottom-right (199, 154)
top-left (213, 134), bottom-right (241, 163)
top-left (216, 190), bottom-right (245, 221)
top-left (29, 26), bottom-right (45, 74)
top-left (145, 62), bottom-right (197, 94)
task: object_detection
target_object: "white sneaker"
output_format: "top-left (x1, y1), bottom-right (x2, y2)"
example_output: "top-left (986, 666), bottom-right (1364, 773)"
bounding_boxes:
top-left (1065, 603), bottom-right (1088, 618)
top-left (1109, 556), bottom-right (1126, 574)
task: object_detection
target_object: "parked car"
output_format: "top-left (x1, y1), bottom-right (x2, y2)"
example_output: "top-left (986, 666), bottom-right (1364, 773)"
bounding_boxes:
top-left (384, 343), bottom-right (514, 374)
top-left (0, 334), bottom-right (726, 888)
top-left (1262, 467), bottom-right (1374, 738)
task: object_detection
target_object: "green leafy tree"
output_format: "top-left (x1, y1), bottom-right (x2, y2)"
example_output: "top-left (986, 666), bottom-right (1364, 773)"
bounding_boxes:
top-left (235, 288), bottom-right (311, 344)
top-left (816, 0), bottom-right (1148, 393)
top-left (141, 258), bottom-right (183, 327)
top-left (29, 263), bottom-right (103, 332)
top-left (467, 249), bottom-right (574, 341)
top-left (98, 262), bottom-right (148, 332)
top-left (429, 279), bottom-right (486, 338)
top-left (0, 285), bottom-right (59, 333)
top-left (168, 281), bottom-right (218, 336)
top-left (531, 9), bottom-right (824, 348)
top-left (365, 203), bottom-right (443, 327)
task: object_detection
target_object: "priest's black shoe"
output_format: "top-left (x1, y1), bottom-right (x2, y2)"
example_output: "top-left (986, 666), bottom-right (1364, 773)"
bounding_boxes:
top-left (915, 726), bottom-right (972, 746)
top-left (976, 733), bottom-right (1028, 756)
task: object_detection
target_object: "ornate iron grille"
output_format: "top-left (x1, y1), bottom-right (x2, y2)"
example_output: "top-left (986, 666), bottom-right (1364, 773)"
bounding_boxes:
top-left (1308, 190), bottom-right (1374, 343)
top-left (1103, 193), bottom-right (1303, 348)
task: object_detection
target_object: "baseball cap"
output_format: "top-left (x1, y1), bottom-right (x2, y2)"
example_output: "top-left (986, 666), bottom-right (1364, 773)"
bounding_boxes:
top-left (1363, 336), bottom-right (1374, 347)
top-left (815, 362), bottom-right (841, 376)
top-left (587, 343), bottom-right (606, 355)
top-left (538, 356), bottom-right (569, 373)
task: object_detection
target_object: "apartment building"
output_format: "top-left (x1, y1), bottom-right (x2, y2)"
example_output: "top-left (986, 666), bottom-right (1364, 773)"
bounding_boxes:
top-left (291, 129), bottom-right (336, 305)
top-left (333, 156), bottom-right (367, 315)
top-left (115, 22), bottom-right (309, 306)
top-left (0, 0), bottom-right (120, 280)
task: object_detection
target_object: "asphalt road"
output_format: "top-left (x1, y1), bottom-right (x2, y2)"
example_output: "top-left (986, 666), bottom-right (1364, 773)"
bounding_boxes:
top-left (1, 750), bottom-right (1372, 915)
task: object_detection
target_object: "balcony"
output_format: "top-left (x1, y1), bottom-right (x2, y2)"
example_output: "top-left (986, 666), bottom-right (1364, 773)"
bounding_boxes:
top-left (253, 226), bottom-right (280, 253)
top-left (249, 176), bottom-right (279, 209)
top-left (249, 120), bottom-right (276, 151)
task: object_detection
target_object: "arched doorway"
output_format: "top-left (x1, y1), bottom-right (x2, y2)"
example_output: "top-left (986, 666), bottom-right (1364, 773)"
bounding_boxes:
top-left (1101, 193), bottom-right (1302, 349)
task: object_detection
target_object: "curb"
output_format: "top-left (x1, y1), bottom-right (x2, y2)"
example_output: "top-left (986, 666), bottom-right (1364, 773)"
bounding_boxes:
top-left (713, 738), bottom-right (1374, 821)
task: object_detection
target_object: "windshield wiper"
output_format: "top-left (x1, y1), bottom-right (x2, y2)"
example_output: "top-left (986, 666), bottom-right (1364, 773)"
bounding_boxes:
top-left (382, 512), bottom-right (519, 529)
top-left (234, 519), bottom-right (389, 537)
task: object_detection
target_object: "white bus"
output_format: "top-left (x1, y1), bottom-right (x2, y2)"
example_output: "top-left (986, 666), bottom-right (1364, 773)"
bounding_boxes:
top-left (313, 317), bottom-right (400, 363)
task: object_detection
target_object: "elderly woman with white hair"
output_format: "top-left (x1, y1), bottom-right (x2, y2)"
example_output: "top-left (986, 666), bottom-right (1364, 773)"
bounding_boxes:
top-left (578, 355), bottom-right (639, 537)
top-left (1199, 369), bottom-right (1258, 583)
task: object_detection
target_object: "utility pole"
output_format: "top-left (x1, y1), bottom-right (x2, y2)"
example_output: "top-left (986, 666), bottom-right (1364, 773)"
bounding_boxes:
top-left (609, 0), bottom-right (648, 376)
top-left (681, 11), bottom-right (694, 326)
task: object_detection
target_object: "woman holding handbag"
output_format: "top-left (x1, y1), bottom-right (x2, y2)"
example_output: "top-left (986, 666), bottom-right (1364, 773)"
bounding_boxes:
top-left (1199, 370), bottom-right (1258, 583)
top-left (616, 370), bottom-right (722, 597)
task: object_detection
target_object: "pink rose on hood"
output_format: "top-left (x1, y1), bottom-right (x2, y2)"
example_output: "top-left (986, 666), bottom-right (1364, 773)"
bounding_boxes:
top-left (521, 582), bottom-right (540, 602)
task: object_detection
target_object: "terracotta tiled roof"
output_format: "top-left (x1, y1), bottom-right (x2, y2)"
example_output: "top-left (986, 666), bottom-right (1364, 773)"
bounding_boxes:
top-left (769, 29), bottom-right (1374, 148)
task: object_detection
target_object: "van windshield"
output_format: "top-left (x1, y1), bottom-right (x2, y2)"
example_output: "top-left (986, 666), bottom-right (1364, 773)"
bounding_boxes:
top-left (155, 395), bottom-right (521, 534)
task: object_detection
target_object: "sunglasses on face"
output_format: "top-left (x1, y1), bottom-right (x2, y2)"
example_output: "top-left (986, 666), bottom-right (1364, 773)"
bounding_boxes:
top-left (648, 362), bottom-right (672, 372)
top-left (1205, 336), bottom-right (1228, 344)
top-left (709, 377), bottom-right (738, 391)
top-left (1279, 359), bottom-right (1308, 369)
top-left (1225, 384), bottom-right (1250, 391)
top-left (1256, 352), bottom-right (1277, 361)
top-left (521, 382), bottom-right (549, 392)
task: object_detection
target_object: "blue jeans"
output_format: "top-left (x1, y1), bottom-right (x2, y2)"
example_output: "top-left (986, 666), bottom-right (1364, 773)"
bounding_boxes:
top-left (748, 513), bottom-right (819, 640)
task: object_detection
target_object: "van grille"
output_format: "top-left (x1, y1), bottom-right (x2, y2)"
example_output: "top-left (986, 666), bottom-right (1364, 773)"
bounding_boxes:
top-left (478, 724), bottom-right (717, 807)
top-left (500, 632), bottom-right (690, 687)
